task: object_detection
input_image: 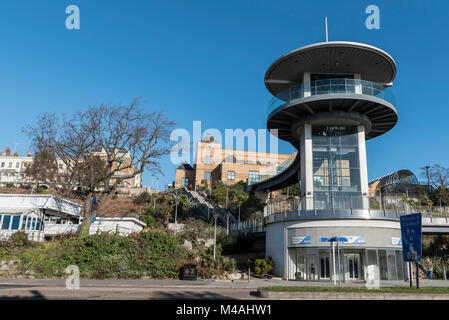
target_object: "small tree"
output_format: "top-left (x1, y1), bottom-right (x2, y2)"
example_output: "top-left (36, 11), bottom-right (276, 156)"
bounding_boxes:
top-left (24, 98), bottom-right (174, 232)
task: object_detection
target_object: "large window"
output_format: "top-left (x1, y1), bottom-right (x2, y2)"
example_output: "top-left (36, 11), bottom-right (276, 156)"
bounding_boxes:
top-left (248, 171), bottom-right (260, 183)
top-left (205, 156), bottom-right (213, 165)
top-left (1, 215), bottom-right (11, 230)
top-left (312, 125), bottom-right (361, 209)
top-left (204, 172), bottom-right (211, 180)
top-left (227, 171), bottom-right (235, 181)
top-left (11, 216), bottom-right (20, 230)
top-left (181, 177), bottom-right (189, 187)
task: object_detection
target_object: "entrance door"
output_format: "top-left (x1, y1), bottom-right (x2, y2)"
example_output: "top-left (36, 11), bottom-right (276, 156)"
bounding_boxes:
top-left (307, 254), bottom-right (318, 280)
top-left (346, 254), bottom-right (360, 280)
top-left (320, 254), bottom-right (331, 279)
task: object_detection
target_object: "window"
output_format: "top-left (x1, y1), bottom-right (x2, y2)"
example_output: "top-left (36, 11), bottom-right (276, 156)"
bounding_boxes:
top-left (22, 162), bottom-right (27, 168)
top-left (227, 171), bottom-right (235, 180)
top-left (2, 215), bottom-right (11, 230)
top-left (205, 156), bottom-right (213, 165)
top-left (15, 162), bottom-right (19, 168)
top-left (11, 216), bottom-right (20, 230)
top-left (181, 177), bottom-right (189, 187)
top-left (1, 162), bottom-right (4, 168)
top-left (204, 172), bottom-right (211, 180)
top-left (8, 162), bottom-right (12, 168)
top-left (248, 171), bottom-right (260, 183)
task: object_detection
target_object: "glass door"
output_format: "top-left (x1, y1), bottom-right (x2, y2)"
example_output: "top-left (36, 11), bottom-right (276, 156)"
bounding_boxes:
top-left (320, 253), bottom-right (331, 280)
top-left (307, 254), bottom-right (318, 280)
top-left (345, 253), bottom-right (360, 280)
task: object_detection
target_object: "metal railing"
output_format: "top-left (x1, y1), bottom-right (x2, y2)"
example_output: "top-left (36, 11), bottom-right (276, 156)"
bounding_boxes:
top-left (267, 78), bottom-right (396, 115)
top-left (248, 152), bottom-right (297, 185)
top-left (265, 195), bottom-right (449, 218)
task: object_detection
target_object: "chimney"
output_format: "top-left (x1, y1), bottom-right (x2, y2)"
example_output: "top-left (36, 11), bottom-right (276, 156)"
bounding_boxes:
top-left (26, 152), bottom-right (31, 157)
top-left (5, 147), bottom-right (10, 156)
top-left (13, 151), bottom-right (18, 157)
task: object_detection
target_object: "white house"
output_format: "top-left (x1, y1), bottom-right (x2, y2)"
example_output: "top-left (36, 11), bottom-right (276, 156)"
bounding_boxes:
top-left (0, 194), bottom-right (146, 241)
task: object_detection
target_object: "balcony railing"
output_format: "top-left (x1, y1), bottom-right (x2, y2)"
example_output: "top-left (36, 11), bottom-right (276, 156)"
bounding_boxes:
top-left (247, 152), bottom-right (297, 185)
top-left (265, 196), bottom-right (449, 218)
top-left (267, 78), bottom-right (396, 115)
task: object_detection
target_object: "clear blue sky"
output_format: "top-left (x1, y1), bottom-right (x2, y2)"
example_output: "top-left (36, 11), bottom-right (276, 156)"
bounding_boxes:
top-left (0, 0), bottom-right (448, 189)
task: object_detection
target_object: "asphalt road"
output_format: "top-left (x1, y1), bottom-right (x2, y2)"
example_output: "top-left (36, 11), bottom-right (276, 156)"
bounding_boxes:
top-left (0, 278), bottom-right (447, 300)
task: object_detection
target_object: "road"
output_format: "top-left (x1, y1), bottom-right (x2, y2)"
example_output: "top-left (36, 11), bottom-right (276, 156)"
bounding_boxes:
top-left (0, 278), bottom-right (447, 300)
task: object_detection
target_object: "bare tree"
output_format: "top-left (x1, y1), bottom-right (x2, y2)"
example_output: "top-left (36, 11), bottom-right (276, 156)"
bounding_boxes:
top-left (421, 165), bottom-right (449, 189)
top-left (23, 98), bottom-right (175, 232)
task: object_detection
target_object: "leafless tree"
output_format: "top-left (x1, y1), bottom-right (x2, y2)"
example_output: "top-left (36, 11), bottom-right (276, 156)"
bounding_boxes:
top-left (421, 165), bottom-right (449, 189)
top-left (23, 98), bottom-right (175, 231)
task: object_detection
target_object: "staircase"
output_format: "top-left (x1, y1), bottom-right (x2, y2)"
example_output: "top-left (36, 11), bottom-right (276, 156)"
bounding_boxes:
top-left (181, 187), bottom-right (236, 226)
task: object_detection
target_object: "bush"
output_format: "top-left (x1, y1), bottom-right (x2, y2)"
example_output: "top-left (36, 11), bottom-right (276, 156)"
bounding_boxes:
top-left (17, 231), bottom-right (189, 279)
top-left (10, 231), bottom-right (30, 247)
top-left (133, 192), bottom-right (153, 205)
top-left (140, 215), bottom-right (160, 229)
top-left (249, 257), bottom-right (274, 275)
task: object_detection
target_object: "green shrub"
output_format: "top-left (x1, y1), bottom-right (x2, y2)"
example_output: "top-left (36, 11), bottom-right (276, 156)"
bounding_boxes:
top-left (17, 231), bottom-right (189, 279)
top-left (140, 215), bottom-right (160, 229)
top-left (10, 231), bottom-right (30, 247)
top-left (249, 257), bottom-right (274, 275)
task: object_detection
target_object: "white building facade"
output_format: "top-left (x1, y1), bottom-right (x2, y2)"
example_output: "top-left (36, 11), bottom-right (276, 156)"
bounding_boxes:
top-left (0, 194), bottom-right (146, 241)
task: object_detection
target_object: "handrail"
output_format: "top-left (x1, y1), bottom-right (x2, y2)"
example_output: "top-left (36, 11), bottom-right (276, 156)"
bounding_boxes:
top-left (267, 78), bottom-right (396, 115)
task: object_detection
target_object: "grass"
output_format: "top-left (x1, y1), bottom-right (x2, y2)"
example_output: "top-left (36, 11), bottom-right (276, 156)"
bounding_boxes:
top-left (259, 286), bottom-right (449, 294)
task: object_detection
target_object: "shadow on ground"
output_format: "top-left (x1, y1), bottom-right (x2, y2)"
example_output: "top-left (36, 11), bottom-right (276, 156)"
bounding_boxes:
top-left (150, 290), bottom-right (236, 300)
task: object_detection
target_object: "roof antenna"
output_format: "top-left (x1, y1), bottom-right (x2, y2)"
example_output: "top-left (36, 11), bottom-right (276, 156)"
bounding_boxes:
top-left (325, 17), bottom-right (329, 42)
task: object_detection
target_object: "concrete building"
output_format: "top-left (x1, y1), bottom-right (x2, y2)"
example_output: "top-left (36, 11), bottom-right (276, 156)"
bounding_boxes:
top-left (249, 40), bottom-right (407, 282)
top-left (175, 136), bottom-right (292, 189)
top-left (0, 147), bottom-right (142, 189)
top-left (0, 149), bottom-right (33, 187)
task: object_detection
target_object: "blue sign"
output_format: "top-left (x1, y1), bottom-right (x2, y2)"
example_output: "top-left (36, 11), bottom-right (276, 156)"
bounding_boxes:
top-left (292, 236), bottom-right (311, 245)
top-left (400, 213), bottom-right (422, 262)
top-left (320, 237), bottom-right (348, 242)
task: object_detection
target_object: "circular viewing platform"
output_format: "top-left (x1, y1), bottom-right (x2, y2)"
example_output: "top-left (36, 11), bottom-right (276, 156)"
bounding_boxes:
top-left (266, 78), bottom-right (397, 143)
top-left (264, 41), bottom-right (397, 96)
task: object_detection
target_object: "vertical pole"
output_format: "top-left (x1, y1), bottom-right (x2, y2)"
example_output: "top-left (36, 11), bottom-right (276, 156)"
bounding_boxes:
top-left (226, 187), bottom-right (228, 210)
top-left (213, 216), bottom-right (217, 260)
top-left (337, 241), bottom-right (341, 287)
top-left (238, 201), bottom-right (241, 223)
top-left (332, 241), bottom-right (336, 286)
top-left (416, 262), bottom-right (420, 289)
top-left (409, 262), bottom-right (412, 288)
top-left (174, 189), bottom-right (178, 235)
top-left (325, 17), bottom-right (328, 42)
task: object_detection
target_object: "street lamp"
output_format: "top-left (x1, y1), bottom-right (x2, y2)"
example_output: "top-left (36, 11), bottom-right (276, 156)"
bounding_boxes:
top-left (213, 213), bottom-right (219, 260)
top-left (174, 189), bottom-right (178, 235)
top-left (329, 236), bottom-right (343, 287)
top-left (425, 165), bottom-right (431, 193)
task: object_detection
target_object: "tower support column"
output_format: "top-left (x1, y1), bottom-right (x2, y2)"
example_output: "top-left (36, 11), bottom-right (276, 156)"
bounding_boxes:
top-left (357, 125), bottom-right (369, 209)
top-left (299, 123), bottom-right (314, 210)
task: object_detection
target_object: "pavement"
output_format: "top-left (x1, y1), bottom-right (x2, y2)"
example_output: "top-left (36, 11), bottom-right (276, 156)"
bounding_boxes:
top-left (0, 278), bottom-right (447, 300)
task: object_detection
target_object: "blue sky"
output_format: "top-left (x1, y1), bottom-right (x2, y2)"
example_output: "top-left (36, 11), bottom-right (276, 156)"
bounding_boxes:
top-left (0, 0), bottom-right (448, 189)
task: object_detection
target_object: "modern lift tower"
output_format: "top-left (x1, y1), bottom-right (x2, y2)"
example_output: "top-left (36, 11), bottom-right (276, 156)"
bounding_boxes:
top-left (264, 41), bottom-right (397, 210)
top-left (252, 40), bottom-right (403, 281)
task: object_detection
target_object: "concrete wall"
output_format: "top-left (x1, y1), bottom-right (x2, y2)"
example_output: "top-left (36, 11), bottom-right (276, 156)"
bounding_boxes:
top-left (265, 222), bottom-right (286, 277)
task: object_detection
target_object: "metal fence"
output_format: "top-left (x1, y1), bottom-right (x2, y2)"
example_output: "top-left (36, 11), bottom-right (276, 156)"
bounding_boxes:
top-left (265, 196), bottom-right (449, 218)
